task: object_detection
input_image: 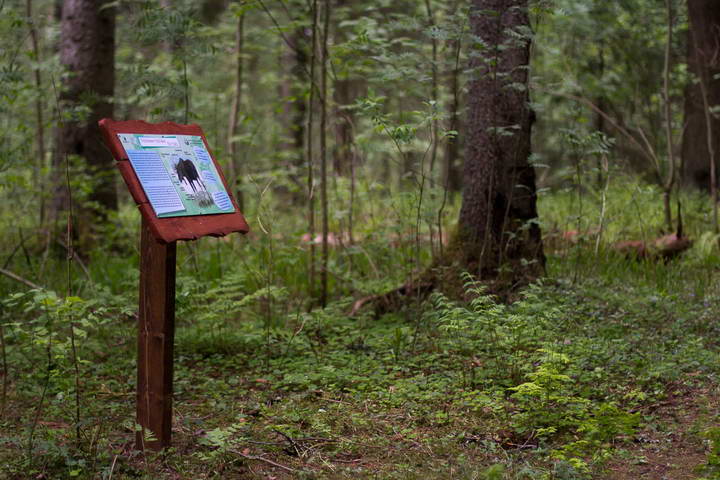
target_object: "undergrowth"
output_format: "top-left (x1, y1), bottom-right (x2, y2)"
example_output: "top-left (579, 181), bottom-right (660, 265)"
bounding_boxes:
top-left (1, 180), bottom-right (720, 478)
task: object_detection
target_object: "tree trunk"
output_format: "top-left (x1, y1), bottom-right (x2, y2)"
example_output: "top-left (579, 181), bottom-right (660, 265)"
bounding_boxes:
top-left (682, 0), bottom-right (720, 190)
top-left (452, 0), bottom-right (544, 282)
top-left (51, 0), bottom-right (116, 246)
top-left (443, 0), bottom-right (464, 194)
top-left (319, 0), bottom-right (331, 308)
top-left (290, 27), bottom-right (308, 188)
top-left (307, 0), bottom-right (319, 301)
top-left (227, 7), bottom-right (245, 210)
top-left (278, 27), bottom-right (308, 195)
top-left (200, 0), bottom-right (228, 24)
top-left (332, 77), bottom-right (355, 176)
top-left (291, 32), bottom-right (308, 174)
top-left (332, 0), bottom-right (356, 177)
top-left (26, 0), bottom-right (47, 223)
top-left (443, 41), bottom-right (463, 193)
top-left (424, 0), bottom-right (439, 176)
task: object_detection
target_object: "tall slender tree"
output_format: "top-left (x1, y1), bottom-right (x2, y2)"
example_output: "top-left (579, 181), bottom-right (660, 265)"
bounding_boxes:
top-left (307, 0), bottom-right (319, 300)
top-left (278, 26), bottom-right (308, 193)
top-left (451, 0), bottom-right (544, 282)
top-left (331, 0), bottom-right (355, 177)
top-left (26, 0), bottom-right (46, 222)
top-left (319, 0), bottom-right (331, 307)
top-left (227, 3), bottom-right (246, 210)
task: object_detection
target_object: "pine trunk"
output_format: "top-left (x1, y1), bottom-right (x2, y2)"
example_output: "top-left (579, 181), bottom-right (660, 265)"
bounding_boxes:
top-left (51, 0), bottom-right (116, 243)
top-left (453, 0), bottom-right (544, 282)
top-left (227, 8), bottom-right (245, 210)
top-left (278, 28), bottom-right (308, 195)
top-left (332, 0), bottom-right (356, 177)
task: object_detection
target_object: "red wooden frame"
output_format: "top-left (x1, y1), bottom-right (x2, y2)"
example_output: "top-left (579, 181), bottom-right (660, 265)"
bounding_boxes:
top-left (99, 118), bottom-right (249, 243)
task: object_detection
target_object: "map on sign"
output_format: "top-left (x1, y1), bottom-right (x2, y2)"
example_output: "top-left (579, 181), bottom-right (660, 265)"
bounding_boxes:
top-left (118, 134), bottom-right (235, 218)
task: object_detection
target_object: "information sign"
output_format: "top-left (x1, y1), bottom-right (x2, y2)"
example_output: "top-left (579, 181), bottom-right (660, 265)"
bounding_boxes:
top-left (118, 134), bottom-right (235, 217)
top-left (98, 119), bottom-right (249, 451)
top-left (98, 119), bottom-right (249, 243)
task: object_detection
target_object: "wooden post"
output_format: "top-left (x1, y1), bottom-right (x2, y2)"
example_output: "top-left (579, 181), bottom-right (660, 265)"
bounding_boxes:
top-left (136, 217), bottom-right (177, 450)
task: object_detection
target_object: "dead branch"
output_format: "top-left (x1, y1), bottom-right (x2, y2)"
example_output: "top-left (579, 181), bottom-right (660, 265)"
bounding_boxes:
top-left (0, 267), bottom-right (42, 290)
top-left (349, 282), bottom-right (435, 317)
top-left (228, 448), bottom-right (297, 473)
top-left (273, 428), bottom-right (301, 457)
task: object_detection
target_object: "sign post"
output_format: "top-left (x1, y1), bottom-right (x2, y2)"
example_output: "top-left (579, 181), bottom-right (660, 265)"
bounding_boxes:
top-left (98, 119), bottom-right (249, 450)
top-left (137, 219), bottom-right (176, 449)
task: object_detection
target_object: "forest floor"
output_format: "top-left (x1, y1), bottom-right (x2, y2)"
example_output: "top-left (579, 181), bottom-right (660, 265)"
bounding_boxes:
top-left (3, 181), bottom-right (720, 479)
top-left (605, 388), bottom-right (714, 479)
top-left (2, 246), bottom-right (720, 479)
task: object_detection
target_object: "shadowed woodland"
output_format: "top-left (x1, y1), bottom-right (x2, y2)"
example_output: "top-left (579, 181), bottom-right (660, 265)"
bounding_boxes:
top-left (2, 0), bottom-right (720, 478)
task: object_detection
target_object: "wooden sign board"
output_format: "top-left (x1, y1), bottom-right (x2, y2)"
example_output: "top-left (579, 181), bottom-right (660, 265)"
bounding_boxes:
top-left (99, 119), bottom-right (249, 451)
top-left (99, 119), bottom-right (249, 242)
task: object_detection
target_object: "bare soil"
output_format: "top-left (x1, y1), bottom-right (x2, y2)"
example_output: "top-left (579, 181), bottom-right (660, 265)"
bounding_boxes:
top-left (604, 386), bottom-right (717, 479)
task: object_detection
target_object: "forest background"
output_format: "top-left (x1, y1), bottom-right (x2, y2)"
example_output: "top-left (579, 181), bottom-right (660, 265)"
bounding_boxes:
top-left (2, 0), bottom-right (720, 478)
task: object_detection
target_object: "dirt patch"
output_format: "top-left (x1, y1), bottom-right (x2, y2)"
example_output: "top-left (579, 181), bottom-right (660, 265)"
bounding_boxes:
top-left (604, 387), bottom-right (716, 479)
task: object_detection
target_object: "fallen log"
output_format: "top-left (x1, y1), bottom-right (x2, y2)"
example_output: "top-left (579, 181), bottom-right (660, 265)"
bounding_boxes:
top-left (613, 233), bottom-right (692, 260)
top-left (349, 282), bottom-right (435, 317)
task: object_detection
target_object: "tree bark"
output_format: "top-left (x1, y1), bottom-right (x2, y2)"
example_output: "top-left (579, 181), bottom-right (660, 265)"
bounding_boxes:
top-left (26, 0), bottom-right (47, 223)
top-left (453, 0), bottom-right (544, 282)
top-left (307, 0), bottom-right (319, 300)
top-left (682, 0), bottom-right (720, 190)
top-left (424, 0), bottom-right (439, 176)
top-left (200, 0), bottom-right (228, 24)
top-left (227, 7), bottom-right (245, 210)
top-left (278, 27), bottom-right (308, 193)
top-left (332, 76), bottom-right (355, 176)
top-left (443, 35), bottom-right (463, 194)
top-left (319, 0), bottom-right (331, 308)
top-left (332, 0), bottom-right (356, 177)
top-left (51, 0), bottom-right (116, 245)
top-left (441, 0), bottom-right (465, 194)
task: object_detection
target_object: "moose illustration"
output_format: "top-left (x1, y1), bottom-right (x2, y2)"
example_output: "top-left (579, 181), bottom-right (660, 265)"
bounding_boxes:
top-left (174, 158), bottom-right (214, 207)
top-left (175, 158), bottom-right (204, 193)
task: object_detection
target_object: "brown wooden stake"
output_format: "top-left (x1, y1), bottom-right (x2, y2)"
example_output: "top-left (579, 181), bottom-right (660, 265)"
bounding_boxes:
top-left (136, 218), bottom-right (177, 450)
